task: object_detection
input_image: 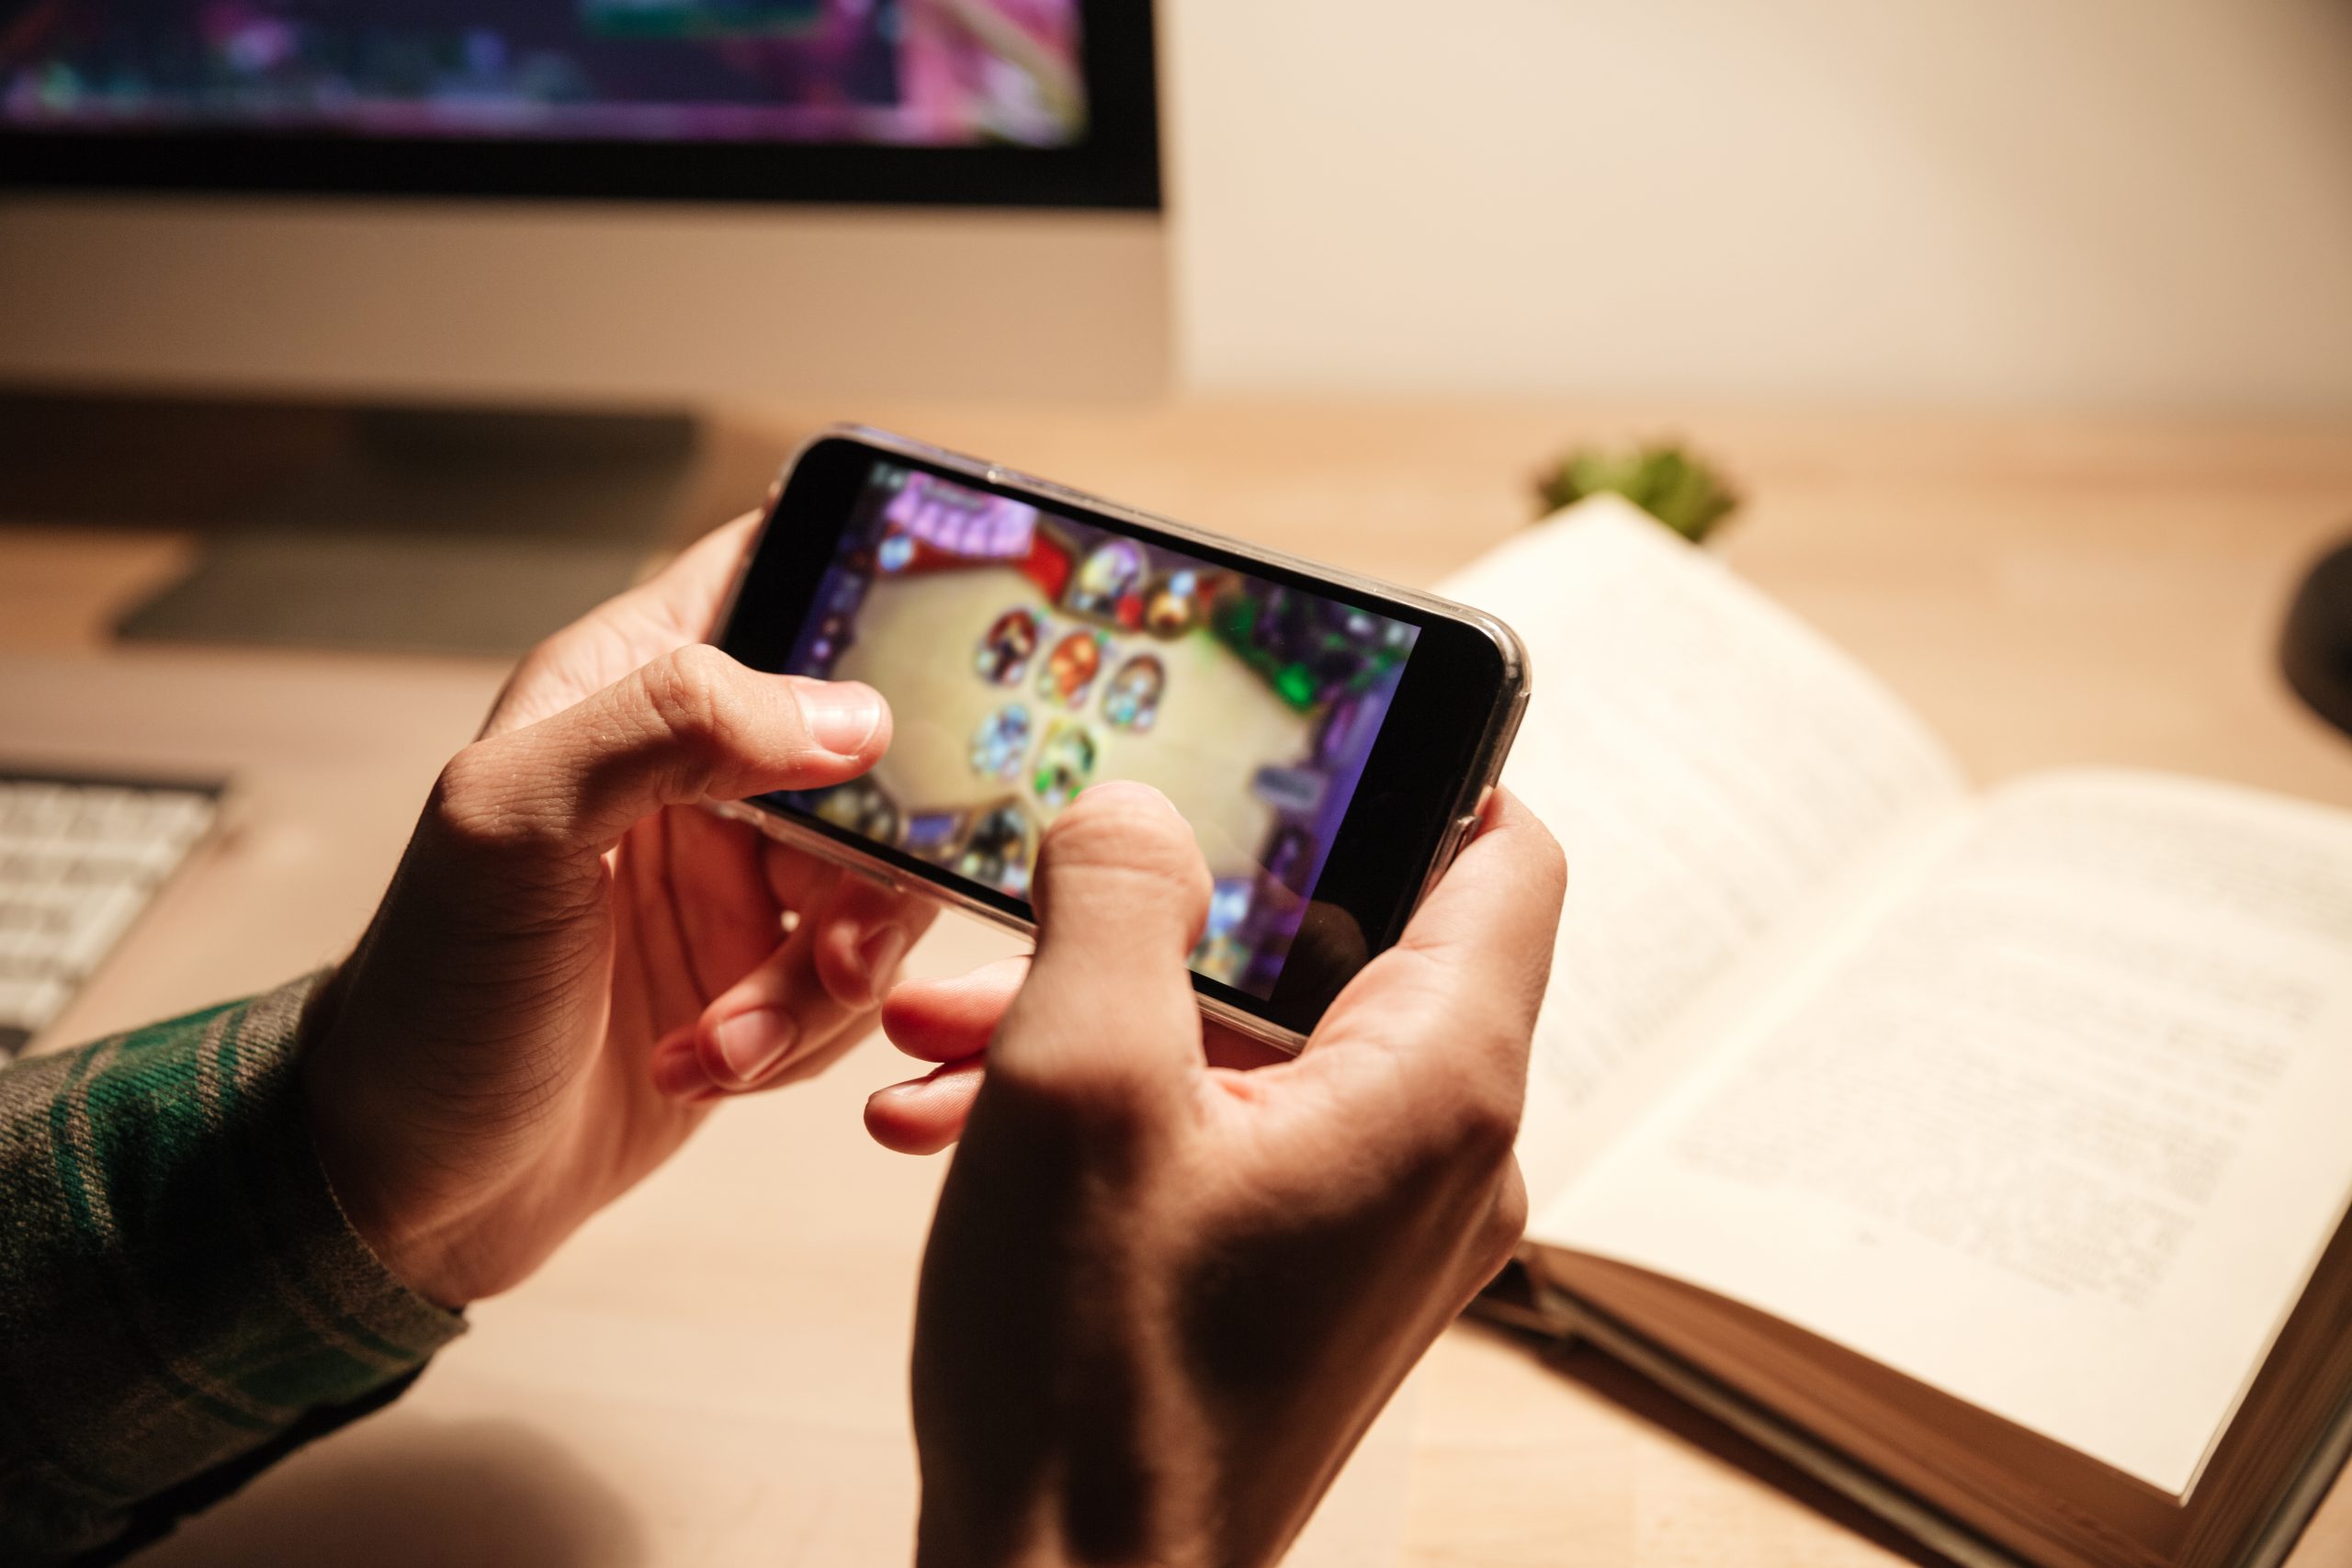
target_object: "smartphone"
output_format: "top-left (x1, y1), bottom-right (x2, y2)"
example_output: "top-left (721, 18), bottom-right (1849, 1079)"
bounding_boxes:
top-left (710, 425), bottom-right (1531, 1053)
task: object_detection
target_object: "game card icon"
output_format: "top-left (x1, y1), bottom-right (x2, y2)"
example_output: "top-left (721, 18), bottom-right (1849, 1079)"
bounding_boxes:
top-left (976, 607), bottom-right (1042, 686)
top-left (1143, 581), bottom-right (1198, 638)
top-left (811, 779), bottom-right (901, 846)
top-left (1068, 538), bottom-right (1147, 622)
top-left (1102, 653), bottom-right (1165, 732)
top-left (902, 810), bottom-right (965, 856)
top-left (956, 803), bottom-right (1033, 897)
top-left (1031, 721), bottom-right (1100, 813)
top-left (1037, 628), bottom-right (1105, 707)
top-left (969, 703), bottom-right (1034, 781)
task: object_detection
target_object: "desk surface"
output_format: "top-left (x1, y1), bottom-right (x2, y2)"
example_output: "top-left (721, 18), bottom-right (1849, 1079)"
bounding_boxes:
top-left (6, 400), bottom-right (2352, 1568)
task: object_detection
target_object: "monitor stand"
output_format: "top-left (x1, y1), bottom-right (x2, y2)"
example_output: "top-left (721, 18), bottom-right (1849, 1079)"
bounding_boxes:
top-left (0, 391), bottom-right (716, 658)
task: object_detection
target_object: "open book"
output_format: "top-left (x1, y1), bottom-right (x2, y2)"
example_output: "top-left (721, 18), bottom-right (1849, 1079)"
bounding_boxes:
top-left (1441, 498), bottom-right (2352, 1568)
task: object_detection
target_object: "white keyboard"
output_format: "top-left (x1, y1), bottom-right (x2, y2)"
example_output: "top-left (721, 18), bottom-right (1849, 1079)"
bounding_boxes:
top-left (0, 773), bottom-right (221, 1058)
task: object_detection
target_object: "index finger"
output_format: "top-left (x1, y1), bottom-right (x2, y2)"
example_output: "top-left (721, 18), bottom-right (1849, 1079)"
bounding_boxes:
top-left (482, 513), bottom-right (764, 738)
top-left (631, 511), bottom-right (763, 639)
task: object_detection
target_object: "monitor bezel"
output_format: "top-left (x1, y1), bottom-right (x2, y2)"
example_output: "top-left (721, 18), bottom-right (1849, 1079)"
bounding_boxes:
top-left (0, 0), bottom-right (1159, 210)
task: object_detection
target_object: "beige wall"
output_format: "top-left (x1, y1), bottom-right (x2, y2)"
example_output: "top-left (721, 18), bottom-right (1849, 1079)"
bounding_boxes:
top-left (1161, 0), bottom-right (2352, 409)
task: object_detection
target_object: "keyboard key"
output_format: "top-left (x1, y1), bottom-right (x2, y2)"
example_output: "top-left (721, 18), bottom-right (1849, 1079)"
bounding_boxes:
top-left (0, 773), bottom-right (221, 1050)
top-left (0, 976), bottom-right (72, 1033)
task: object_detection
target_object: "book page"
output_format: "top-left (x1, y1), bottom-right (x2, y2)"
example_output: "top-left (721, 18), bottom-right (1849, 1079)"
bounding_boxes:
top-left (1438, 499), bottom-right (1965, 1197)
top-left (1534, 770), bottom-right (2352, 1495)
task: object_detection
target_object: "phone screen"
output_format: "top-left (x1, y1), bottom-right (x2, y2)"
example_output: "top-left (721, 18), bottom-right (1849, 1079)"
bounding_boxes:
top-left (766, 457), bottom-right (1423, 1001)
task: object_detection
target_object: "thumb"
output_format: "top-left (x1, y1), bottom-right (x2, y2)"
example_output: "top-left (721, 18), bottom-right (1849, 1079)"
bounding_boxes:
top-left (984, 782), bottom-right (1211, 1114)
top-left (435, 644), bottom-right (888, 858)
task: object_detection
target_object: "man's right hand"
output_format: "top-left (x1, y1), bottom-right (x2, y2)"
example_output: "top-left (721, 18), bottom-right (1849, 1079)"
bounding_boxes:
top-left (899, 781), bottom-right (1565, 1568)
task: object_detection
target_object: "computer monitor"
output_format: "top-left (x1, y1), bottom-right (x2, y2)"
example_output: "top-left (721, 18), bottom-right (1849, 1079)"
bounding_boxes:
top-left (0, 1), bottom-right (1165, 402)
top-left (0, 2), bottom-right (1167, 651)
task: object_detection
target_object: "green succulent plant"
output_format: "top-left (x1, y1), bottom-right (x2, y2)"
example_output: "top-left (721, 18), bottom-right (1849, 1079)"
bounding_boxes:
top-left (1536, 440), bottom-right (1741, 545)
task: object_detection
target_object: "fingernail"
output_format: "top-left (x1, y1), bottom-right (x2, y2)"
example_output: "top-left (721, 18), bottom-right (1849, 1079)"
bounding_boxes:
top-left (800, 682), bottom-right (884, 755)
top-left (714, 1009), bottom-right (797, 1086)
top-left (1080, 779), bottom-right (1180, 818)
top-left (853, 926), bottom-right (910, 1006)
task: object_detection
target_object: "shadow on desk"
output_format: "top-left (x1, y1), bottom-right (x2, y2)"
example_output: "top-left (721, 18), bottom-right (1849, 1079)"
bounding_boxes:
top-left (1461, 1319), bottom-right (1958, 1568)
top-left (132, 1415), bottom-right (643, 1568)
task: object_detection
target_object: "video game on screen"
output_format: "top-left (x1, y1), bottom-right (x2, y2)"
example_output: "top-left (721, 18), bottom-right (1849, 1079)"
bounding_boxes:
top-left (775, 461), bottom-right (1420, 1000)
top-left (2, 1), bottom-right (1084, 148)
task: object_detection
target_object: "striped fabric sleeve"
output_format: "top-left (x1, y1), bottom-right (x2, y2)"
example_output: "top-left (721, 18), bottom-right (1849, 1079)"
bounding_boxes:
top-left (0, 975), bottom-right (465, 1566)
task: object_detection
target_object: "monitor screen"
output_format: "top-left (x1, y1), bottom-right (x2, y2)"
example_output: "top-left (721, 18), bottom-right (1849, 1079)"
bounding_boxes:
top-left (2, 1), bottom-right (1082, 147)
top-left (0, 0), bottom-right (1158, 206)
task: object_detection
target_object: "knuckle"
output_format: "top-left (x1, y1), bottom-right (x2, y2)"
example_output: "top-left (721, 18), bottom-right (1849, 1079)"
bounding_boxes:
top-left (498, 648), bottom-right (556, 705)
top-left (983, 987), bottom-right (1173, 1142)
top-left (1444, 1076), bottom-right (1525, 1169)
top-left (1530, 819), bottom-right (1569, 893)
top-left (1473, 1177), bottom-right (1530, 1276)
top-left (427, 742), bottom-right (532, 854)
top-left (1486, 1168), bottom-right (1530, 1248)
top-left (423, 742), bottom-right (584, 872)
top-left (982, 1050), bottom-right (1159, 1146)
top-left (640, 644), bottom-right (749, 762)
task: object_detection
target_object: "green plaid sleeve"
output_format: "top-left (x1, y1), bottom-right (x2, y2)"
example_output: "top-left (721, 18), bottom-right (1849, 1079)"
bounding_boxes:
top-left (0, 975), bottom-right (465, 1565)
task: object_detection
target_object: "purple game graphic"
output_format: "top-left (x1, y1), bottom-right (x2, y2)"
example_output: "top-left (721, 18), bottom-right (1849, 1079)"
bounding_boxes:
top-left (2, 2), bottom-right (1085, 148)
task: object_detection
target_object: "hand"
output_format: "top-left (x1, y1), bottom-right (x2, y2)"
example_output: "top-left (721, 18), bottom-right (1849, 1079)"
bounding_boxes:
top-left (899, 782), bottom-right (1564, 1568)
top-left (301, 515), bottom-right (936, 1309)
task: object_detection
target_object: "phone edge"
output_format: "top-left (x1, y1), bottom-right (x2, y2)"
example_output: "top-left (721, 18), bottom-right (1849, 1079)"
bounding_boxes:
top-left (705, 422), bottom-right (1536, 1056)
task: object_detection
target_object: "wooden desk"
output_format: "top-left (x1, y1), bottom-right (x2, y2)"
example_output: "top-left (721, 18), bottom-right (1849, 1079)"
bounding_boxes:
top-left (6, 401), bottom-right (2352, 1567)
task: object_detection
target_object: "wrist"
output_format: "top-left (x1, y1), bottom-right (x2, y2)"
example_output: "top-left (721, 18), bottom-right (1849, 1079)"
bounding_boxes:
top-left (296, 963), bottom-right (472, 1310)
top-left (912, 1518), bottom-right (1071, 1568)
top-left (914, 1491), bottom-right (1217, 1568)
